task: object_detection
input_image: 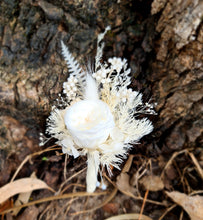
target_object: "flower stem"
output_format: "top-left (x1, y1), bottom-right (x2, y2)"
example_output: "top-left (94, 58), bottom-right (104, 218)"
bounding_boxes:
top-left (86, 151), bottom-right (100, 192)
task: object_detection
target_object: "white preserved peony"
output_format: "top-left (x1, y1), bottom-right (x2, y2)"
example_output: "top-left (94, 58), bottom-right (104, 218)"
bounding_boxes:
top-left (44, 27), bottom-right (155, 192)
top-left (64, 100), bottom-right (115, 149)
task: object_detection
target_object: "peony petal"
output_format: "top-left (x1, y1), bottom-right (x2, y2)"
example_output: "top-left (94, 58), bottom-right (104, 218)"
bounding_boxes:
top-left (61, 138), bottom-right (79, 158)
top-left (64, 100), bottom-right (115, 148)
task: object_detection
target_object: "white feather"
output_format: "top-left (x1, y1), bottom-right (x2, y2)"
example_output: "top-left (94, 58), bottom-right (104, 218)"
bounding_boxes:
top-left (85, 74), bottom-right (99, 100)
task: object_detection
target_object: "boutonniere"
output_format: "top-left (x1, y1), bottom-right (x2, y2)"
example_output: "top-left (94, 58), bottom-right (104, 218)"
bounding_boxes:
top-left (43, 27), bottom-right (155, 192)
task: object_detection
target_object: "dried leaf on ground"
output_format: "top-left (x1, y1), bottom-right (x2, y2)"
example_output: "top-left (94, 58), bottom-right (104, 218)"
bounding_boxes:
top-left (15, 205), bottom-right (39, 220)
top-left (0, 178), bottom-right (51, 205)
top-left (0, 200), bottom-right (13, 214)
top-left (116, 173), bottom-right (135, 194)
top-left (140, 175), bottom-right (164, 191)
top-left (102, 202), bottom-right (119, 214)
top-left (166, 191), bottom-right (203, 220)
top-left (122, 155), bottom-right (134, 173)
top-left (105, 213), bottom-right (152, 220)
top-left (12, 172), bottom-right (37, 216)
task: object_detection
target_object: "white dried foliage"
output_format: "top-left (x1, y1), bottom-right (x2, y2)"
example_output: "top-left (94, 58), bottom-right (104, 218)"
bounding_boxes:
top-left (84, 74), bottom-right (99, 100)
top-left (95, 26), bottom-right (111, 70)
top-left (61, 41), bottom-right (86, 100)
top-left (44, 27), bottom-right (155, 192)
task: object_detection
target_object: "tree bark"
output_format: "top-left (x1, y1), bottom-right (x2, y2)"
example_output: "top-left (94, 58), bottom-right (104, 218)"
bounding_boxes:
top-left (150, 0), bottom-right (203, 150)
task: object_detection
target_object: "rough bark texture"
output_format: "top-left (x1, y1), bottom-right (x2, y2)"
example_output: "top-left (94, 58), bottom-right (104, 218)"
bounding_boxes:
top-left (150, 0), bottom-right (203, 149)
top-left (0, 0), bottom-right (202, 219)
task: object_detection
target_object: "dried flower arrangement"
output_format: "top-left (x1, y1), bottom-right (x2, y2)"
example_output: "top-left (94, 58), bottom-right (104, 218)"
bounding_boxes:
top-left (41, 27), bottom-right (155, 192)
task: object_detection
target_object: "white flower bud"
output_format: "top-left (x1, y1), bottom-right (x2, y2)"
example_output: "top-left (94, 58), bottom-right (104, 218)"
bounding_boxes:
top-left (101, 79), bottom-right (106, 84)
top-left (72, 87), bottom-right (77, 91)
top-left (70, 82), bottom-right (75, 87)
top-left (102, 71), bottom-right (106, 77)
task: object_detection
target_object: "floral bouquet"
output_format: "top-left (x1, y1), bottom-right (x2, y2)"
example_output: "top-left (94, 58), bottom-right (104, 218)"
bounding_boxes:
top-left (43, 27), bottom-right (154, 192)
